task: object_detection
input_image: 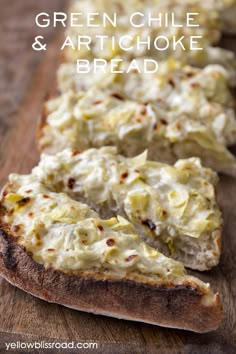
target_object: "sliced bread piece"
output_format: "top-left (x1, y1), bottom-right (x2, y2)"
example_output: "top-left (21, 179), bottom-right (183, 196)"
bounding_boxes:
top-left (0, 174), bottom-right (223, 332)
top-left (37, 88), bottom-right (236, 175)
top-left (63, 0), bottom-right (236, 81)
top-left (32, 147), bottom-right (223, 270)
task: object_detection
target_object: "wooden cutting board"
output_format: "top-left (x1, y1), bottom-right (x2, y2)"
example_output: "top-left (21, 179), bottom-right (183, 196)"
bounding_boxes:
top-left (0, 1), bottom-right (235, 353)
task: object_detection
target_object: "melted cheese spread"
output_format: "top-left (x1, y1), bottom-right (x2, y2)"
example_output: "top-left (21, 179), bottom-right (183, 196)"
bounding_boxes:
top-left (39, 84), bottom-right (236, 173)
top-left (33, 147), bottom-right (222, 243)
top-left (63, 0), bottom-right (236, 81)
top-left (2, 174), bottom-right (186, 279)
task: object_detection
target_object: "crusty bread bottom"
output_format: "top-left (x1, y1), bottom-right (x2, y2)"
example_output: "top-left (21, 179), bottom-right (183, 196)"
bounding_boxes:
top-left (0, 228), bottom-right (223, 333)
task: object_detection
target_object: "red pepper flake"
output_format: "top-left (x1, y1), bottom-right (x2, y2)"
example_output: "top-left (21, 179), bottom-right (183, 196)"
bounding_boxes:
top-left (110, 93), bottom-right (125, 101)
top-left (17, 197), bottom-right (30, 207)
top-left (43, 194), bottom-right (50, 199)
top-left (72, 150), bottom-right (81, 156)
top-left (28, 212), bottom-right (34, 218)
top-left (186, 71), bottom-right (195, 78)
top-left (47, 248), bottom-right (55, 252)
top-left (13, 225), bottom-right (21, 233)
top-left (97, 225), bottom-right (104, 232)
top-left (106, 239), bottom-right (115, 247)
top-left (67, 177), bottom-right (76, 190)
top-left (141, 219), bottom-right (156, 231)
top-left (125, 254), bottom-right (138, 262)
top-left (93, 100), bottom-right (102, 105)
top-left (162, 210), bottom-right (168, 218)
top-left (168, 79), bottom-right (175, 88)
top-left (121, 171), bottom-right (129, 179)
top-left (153, 122), bottom-right (158, 130)
top-left (136, 118), bottom-right (142, 123)
top-left (25, 190), bottom-right (32, 194)
top-left (120, 171), bottom-right (129, 184)
top-left (160, 119), bottom-right (167, 125)
top-left (3, 190), bottom-right (8, 197)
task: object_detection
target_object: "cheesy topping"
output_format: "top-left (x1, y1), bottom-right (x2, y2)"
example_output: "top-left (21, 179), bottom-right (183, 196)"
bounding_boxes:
top-left (39, 87), bottom-right (236, 173)
top-left (67, 0), bottom-right (220, 62)
top-left (33, 147), bottom-right (222, 244)
top-left (58, 60), bottom-right (234, 106)
top-left (57, 59), bottom-right (236, 145)
top-left (2, 174), bottom-right (186, 280)
top-left (64, 0), bottom-right (236, 82)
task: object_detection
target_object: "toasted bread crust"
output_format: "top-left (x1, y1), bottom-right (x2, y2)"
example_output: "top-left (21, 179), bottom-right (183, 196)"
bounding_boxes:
top-left (0, 227), bottom-right (223, 333)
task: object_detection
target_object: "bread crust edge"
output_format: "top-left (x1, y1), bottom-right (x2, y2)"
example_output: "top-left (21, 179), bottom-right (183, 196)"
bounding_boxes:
top-left (0, 227), bottom-right (223, 333)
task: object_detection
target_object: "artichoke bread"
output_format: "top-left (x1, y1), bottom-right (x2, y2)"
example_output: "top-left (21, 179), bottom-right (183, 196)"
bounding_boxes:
top-left (64, 0), bottom-right (236, 81)
top-left (0, 173), bottom-right (223, 332)
top-left (58, 59), bottom-right (236, 100)
top-left (38, 86), bottom-right (236, 174)
top-left (32, 147), bottom-right (222, 271)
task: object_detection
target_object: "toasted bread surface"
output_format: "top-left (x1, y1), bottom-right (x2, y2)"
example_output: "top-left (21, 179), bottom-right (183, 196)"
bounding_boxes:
top-left (0, 227), bottom-right (223, 333)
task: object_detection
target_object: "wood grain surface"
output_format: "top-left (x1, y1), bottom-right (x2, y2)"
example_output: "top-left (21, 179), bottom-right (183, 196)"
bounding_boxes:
top-left (0, 1), bottom-right (236, 353)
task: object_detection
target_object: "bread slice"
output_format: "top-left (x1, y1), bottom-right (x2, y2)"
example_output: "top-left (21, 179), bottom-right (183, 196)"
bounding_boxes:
top-left (37, 88), bottom-right (236, 175)
top-left (31, 147), bottom-right (222, 270)
top-left (65, 0), bottom-right (219, 61)
top-left (57, 59), bottom-right (236, 102)
top-left (0, 174), bottom-right (223, 332)
top-left (63, 1), bottom-right (236, 81)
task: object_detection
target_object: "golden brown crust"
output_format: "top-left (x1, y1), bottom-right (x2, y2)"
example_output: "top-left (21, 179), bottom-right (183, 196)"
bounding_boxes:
top-left (0, 227), bottom-right (223, 333)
